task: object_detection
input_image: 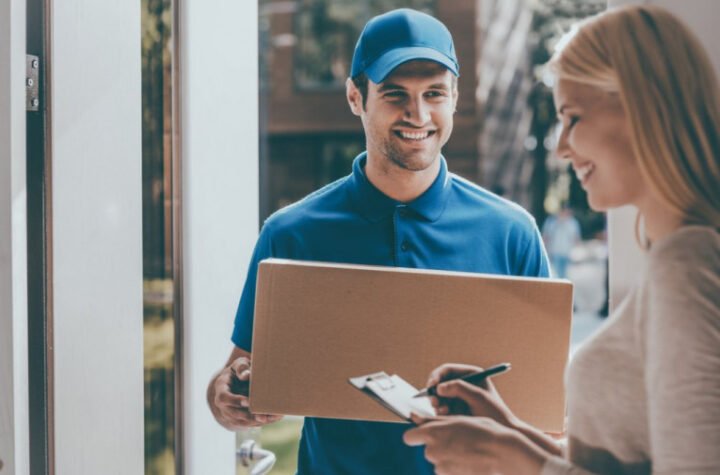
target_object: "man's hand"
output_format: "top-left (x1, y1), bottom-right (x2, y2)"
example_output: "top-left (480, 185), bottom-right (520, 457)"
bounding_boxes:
top-left (208, 352), bottom-right (283, 430)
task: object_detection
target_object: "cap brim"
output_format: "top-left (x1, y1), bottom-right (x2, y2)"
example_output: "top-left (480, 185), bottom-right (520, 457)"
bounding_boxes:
top-left (364, 46), bottom-right (459, 83)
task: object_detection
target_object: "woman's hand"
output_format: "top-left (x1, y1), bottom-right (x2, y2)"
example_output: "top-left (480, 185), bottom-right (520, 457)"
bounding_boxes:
top-left (427, 363), bottom-right (519, 430)
top-left (403, 414), bottom-right (548, 475)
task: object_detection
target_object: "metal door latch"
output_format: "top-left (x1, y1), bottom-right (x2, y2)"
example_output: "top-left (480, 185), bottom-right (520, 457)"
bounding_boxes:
top-left (26, 54), bottom-right (40, 111)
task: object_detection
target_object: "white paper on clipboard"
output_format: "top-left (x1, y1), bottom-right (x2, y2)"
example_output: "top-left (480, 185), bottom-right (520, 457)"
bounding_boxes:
top-left (349, 372), bottom-right (436, 422)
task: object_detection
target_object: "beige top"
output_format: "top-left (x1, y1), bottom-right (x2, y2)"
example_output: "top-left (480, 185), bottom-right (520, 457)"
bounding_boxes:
top-left (542, 226), bottom-right (720, 475)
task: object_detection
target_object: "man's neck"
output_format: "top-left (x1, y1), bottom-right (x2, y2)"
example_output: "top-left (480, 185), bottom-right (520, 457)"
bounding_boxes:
top-left (364, 153), bottom-right (441, 203)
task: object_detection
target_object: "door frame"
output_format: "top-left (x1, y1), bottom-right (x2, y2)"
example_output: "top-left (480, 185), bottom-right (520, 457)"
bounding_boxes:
top-left (0, 0), bottom-right (30, 472)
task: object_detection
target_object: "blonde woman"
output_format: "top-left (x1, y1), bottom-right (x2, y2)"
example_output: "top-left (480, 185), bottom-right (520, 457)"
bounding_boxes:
top-left (404, 5), bottom-right (720, 475)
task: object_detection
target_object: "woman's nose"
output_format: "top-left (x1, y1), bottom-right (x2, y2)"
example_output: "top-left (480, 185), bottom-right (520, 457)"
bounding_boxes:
top-left (555, 126), bottom-right (572, 161)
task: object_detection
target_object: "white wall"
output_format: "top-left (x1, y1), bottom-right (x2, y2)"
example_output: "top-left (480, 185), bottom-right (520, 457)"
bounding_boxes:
top-left (0, 1), bottom-right (29, 473)
top-left (180, 1), bottom-right (259, 473)
top-left (606, 0), bottom-right (720, 309)
top-left (51, 1), bottom-right (144, 473)
top-left (607, 206), bottom-right (639, 309)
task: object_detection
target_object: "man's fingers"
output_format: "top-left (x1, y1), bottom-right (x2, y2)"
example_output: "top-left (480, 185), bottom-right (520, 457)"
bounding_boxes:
top-left (210, 357), bottom-right (284, 430)
top-left (216, 366), bottom-right (249, 395)
top-left (220, 406), bottom-right (256, 425)
top-left (253, 414), bottom-right (271, 423)
top-left (216, 390), bottom-right (248, 407)
top-left (223, 418), bottom-right (265, 429)
top-left (220, 397), bottom-right (280, 420)
top-left (221, 405), bottom-right (251, 418)
top-left (252, 413), bottom-right (282, 423)
top-left (220, 363), bottom-right (250, 396)
top-left (217, 393), bottom-right (281, 420)
top-left (215, 379), bottom-right (282, 423)
top-left (220, 405), bottom-right (282, 426)
top-left (229, 356), bottom-right (251, 375)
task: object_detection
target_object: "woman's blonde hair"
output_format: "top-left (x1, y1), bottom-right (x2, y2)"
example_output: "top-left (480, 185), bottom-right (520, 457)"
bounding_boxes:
top-left (549, 5), bottom-right (720, 228)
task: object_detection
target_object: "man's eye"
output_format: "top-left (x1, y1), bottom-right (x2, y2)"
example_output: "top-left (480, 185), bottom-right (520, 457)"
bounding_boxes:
top-left (567, 116), bottom-right (580, 128)
top-left (425, 91), bottom-right (446, 98)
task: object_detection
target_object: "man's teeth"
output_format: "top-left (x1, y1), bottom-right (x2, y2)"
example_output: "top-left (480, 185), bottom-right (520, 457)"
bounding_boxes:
top-left (575, 163), bottom-right (595, 182)
top-left (399, 131), bottom-right (430, 140)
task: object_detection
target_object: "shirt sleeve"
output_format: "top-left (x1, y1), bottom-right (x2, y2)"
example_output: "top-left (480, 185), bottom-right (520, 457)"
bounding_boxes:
top-left (516, 221), bottom-right (551, 278)
top-left (643, 249), bottom-right (720, 474)
top-left (231, 223), bottom-right (275, 352)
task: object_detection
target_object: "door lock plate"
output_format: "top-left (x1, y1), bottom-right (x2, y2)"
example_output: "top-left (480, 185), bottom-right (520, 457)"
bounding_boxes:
top-left (27, 54), bottom-right (40, 111)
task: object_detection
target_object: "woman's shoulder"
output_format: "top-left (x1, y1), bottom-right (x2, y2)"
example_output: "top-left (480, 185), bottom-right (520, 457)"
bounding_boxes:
top-left (643, 226), bottom-right (720, 323)
top-left (649, 225), bottom-right (719, 272)
top-left (638, 226), bottom-right (720, 357)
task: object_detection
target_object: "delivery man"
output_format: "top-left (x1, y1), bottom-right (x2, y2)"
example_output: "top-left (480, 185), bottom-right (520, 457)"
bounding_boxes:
top-left (207, 8), bottom-right (549, 474)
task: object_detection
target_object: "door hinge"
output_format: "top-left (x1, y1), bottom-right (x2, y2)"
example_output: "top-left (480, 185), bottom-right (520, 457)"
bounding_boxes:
top-left (27, 54), bottom-right (40, 111)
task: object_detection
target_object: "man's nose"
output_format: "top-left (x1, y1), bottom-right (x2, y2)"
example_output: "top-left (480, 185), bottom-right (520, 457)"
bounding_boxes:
top-left (404, 97), bottom-right (431, 125)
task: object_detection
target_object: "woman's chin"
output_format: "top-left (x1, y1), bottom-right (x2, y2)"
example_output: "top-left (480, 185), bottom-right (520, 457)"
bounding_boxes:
top-left (586, 194), bottom-right (612, 213)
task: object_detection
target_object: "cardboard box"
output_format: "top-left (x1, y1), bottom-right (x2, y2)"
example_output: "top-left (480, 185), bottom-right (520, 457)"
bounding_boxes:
top-left (249, 258), bottom-right (573, 432)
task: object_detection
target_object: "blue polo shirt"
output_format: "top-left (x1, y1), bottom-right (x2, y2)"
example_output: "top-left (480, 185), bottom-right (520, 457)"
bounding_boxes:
top-left (232, 153), bottom-right (549, 475)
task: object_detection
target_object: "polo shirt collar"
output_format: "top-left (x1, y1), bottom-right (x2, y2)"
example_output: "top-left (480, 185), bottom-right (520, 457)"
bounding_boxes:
top-left (349, 152), bottom-right (451, 223)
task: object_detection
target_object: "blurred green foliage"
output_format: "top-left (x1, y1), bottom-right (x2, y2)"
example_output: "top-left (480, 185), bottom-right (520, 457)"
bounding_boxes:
top-left (237, 418), bottom-right (304, 475)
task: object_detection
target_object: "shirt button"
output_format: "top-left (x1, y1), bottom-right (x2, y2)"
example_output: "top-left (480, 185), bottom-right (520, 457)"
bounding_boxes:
top-left (400, 240), bottom-right (411, 252)
top-left (398, 208), bottom-right (408, 218)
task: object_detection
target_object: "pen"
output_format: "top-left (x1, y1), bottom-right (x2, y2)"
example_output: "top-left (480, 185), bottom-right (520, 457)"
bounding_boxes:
top-left (412, 363), bottom-right (512, 398)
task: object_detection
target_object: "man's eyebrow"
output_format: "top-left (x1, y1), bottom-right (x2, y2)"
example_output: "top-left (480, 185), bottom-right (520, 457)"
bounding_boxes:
top-left (377, 83), bottom-right (406, 92)
top-left (377, 80), bottom-right (451, 92)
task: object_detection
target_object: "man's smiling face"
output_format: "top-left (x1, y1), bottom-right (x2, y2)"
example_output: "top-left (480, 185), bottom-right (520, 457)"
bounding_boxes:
top-left (349, 60), bottom-right (458, 174)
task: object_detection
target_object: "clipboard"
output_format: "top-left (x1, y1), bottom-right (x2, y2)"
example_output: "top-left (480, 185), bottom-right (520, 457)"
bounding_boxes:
top-left (348, 372), bottom-right (436, 422)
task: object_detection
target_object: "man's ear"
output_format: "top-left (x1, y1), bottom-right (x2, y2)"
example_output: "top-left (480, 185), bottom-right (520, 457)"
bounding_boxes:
top-left (346, 78), bottom-right (363, 116)
top-left (452, 84), bottom-right (459, 113)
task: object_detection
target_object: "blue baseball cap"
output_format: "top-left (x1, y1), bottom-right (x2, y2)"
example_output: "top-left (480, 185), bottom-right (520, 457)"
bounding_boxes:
top-left (350, 9), bottom-right (459, 84)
